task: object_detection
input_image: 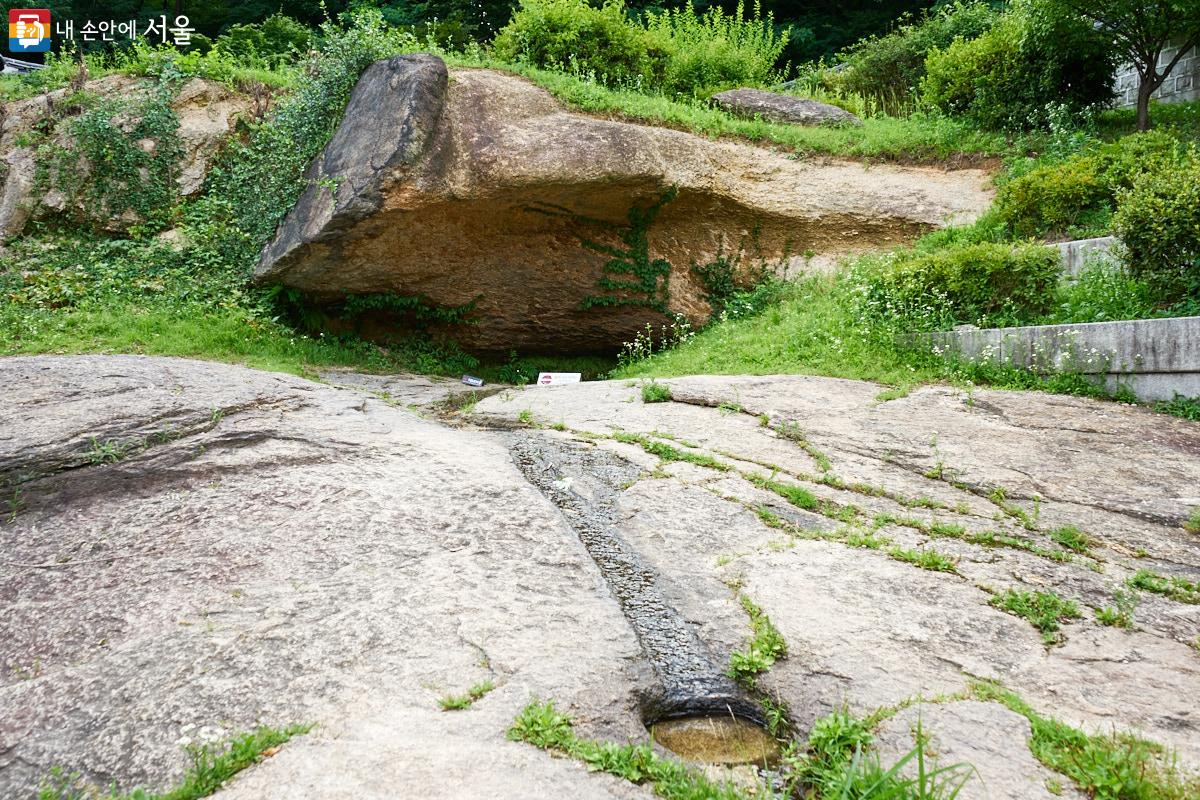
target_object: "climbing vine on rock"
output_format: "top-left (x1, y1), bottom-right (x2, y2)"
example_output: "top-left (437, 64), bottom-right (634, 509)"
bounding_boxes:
top-left (34, 84), bottom-right (184, 234)
top-left (531, 187), bottom-right (678, 313)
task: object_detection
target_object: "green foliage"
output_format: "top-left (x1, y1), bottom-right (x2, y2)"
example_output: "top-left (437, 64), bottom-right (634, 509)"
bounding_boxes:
top-left (494, 0), bottom-right (788, 98)
top-left (492, 0), bottom-right (664, 88)
top-left (1113, 148), bottom-right (1200, 305)
top-left (643, 1), bottom-right (790, 97)
top-left (438, 680), bottom-right (495, 710)
top-left (786, 709), bottom-right (973, 799)
top-left (507, 701), bottom-right (746, 799)
top-left (1155, 395), bottom-right (1200, 422)
top-left (1095, 589), bottom-right (1138, 629)
top-left (855, 242), bottom-right (1062, 332)
top-left (1127, 569), bottom-right (1200, 604)
top-left (888, 546), bottom-right (959, 573)
top-left (921, 1), bottom-right (1117, 130)
top-left (214, 14), bottom-right (313, 66)
top-left (988, 588), bottom-right (1081, 643)
top-left (532, 189), bottom-right (676, 311)
top-left (38, 724), bottom-right (310, 800)
top-left (972, 680), bottom-right (1200, 800)
top-left (1188, 507), bottom-right (1200, 534)
top-left (994, 131), bottom-right (1182, 239)
top-left (641, 381), bottom-right (672, 403)
top-left (835, 0), bottom-right (999, 113)
top-left (35, 86), bottom-right (183, 234)
top-left (1045, 264), bottom-right (1158, 325)
top-left (1047, 525), bottom-right (1092, 554)
top-left (728, 594), bottom-right (788, 685)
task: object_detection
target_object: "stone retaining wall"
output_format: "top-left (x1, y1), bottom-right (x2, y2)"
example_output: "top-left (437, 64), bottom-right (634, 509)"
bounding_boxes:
top-left (1114, 42), bottom-right (1200, 107)
top-left (922, 316), bottom-right (1200, 402)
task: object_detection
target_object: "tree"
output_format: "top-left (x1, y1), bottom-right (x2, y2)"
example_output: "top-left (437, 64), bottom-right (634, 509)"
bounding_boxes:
top-left (1039, 0), bottom-right (1200, 130)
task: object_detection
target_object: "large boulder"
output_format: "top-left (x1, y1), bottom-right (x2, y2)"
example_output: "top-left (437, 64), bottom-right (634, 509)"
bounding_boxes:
top-left (711, 88), bottom-right (863, 127)
top-left (254, 55), bottom-right (991, 354)
top-left (0, 75), bottom-right (249, 238)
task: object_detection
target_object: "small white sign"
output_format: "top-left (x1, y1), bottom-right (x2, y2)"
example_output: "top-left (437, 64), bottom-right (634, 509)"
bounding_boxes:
top-left (536, 372), bottom-right (581, 386)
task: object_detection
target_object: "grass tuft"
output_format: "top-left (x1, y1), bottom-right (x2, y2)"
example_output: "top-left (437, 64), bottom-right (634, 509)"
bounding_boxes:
top-left (38, 724), bottom-right (311, 800)
top-left (728, 595), bottom-right (788, 686)
top-left (988, 588), bottom-right (1081, 644)
top-left (641, 381), bottom-right (672, 403)
top-left (971, 681), bottom-right (1199, 800)
top-left (508, 701), bottom-right (746, 799)
top-left (438, 680), bottom-right (495, 711)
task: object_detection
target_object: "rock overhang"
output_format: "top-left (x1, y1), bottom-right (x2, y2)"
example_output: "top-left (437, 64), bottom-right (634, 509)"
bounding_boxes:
top-left (253, 55), bottom-right (994, 354)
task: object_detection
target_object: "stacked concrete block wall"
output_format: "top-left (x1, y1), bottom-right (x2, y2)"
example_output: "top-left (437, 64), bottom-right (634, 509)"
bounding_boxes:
top-left (1054, 236), bottom-right (1119, 278)
top-left (1114, 41), bottom-right (1200, 107)
top-left (920, 317), bottom-right (1200, 402)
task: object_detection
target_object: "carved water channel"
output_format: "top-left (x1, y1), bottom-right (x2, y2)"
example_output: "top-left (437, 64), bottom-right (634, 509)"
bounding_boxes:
top-left (503, 430), bottom-right (779, 765)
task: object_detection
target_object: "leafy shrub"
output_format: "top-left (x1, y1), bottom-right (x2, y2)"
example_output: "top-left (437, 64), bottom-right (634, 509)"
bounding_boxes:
top-left (993, 131), bottom-right (1182, 239)
top-left (492, 0), bottom-right (787, 97)
top-left (1113, 148), bottom-right (1200, 305)
top-left (835, 0), bottom-right (998, 112)
top-left (491, 0), bottom-right (663, 88)
top-left (922, 1), bottom-right (1117, 130)
top-left (215, 14), bottom-right (312, 65)
top-left (1046, 263), bottom-right (1158, 324)
top-left (856, 242), bottom-right (1062, 331)
top-left (644, 1), bottom-right (789, 97)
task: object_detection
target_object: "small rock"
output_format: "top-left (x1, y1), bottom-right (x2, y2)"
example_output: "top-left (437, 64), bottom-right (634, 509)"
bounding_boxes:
top-left (711, 88), bottom-right (862, 127)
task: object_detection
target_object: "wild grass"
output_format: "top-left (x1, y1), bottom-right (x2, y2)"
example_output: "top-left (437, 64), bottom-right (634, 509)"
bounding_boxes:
top-left (888, 547), bottom-right (959, 574)
top-left (1095, 589), bottom-right (1138, 629)
top-left (727, 594), bottom-right (787, 686)
top-left (438, 680), bottom-right (495, 710)
top-left (972, 680), bottom-right (1199, 800)
top-left (1126, 569), bottom-right (1200, 605)
top-left (641, 381), bottom-right (672, 403)
top-left (508, 701), bottom-right (747, 799)
top-left (783, 708), bottom-right (973, 799)
top-left (38, 724), bottom-right (311, 800)
top-left (1048, 525), bottom-right (1093, 554)
top-left (988, 588), bottom-right (1081, 644)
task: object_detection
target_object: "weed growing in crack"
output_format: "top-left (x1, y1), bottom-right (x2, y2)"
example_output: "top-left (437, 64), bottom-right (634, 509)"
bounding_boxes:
top-left (749, 474), bottom-right (858, 522)
top-left (1049, 525), bottom-right (1093, 554)
top-left (845, 530), bottom-right (891, 550)
top-left (641, 381), bottom-right (672, 403)
top-left (87, 437), bottom-right (135, 465)
top-left (775, 421), bottom-right (833, 473)
top-left (611, 432), bottom-right (730, 471)
top-left (1185, 508), bottom-right (1200, 534)
top-left (1095, 589), bottom-right (1138, 629)
top-left (889, 546), bottom-right (959, 573)
top-left (38, 724), bottom-right (311, 800)
top-left (970, 680), bottom-right (1200, 800)
top-left (728, 595), bottom-right (787, 687)
top-left (5, 489), bottom-right (24, 523)
top-left (438, 680), bottom-right (495, 711)
top-left (781, 708), bottom-right (973, 799)
top-left (989, 588), bottom-right (1081, 644)
top-left (517, 409), bottom-right (536, 426)
top-left (1127, 569), bottom-right (1200, 605)
top-left (508, 701), bottom-right (746, 800)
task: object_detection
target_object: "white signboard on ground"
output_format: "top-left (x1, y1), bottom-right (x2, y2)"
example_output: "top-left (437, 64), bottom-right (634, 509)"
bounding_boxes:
top-left (536, 372), bottom-right (581, 386)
